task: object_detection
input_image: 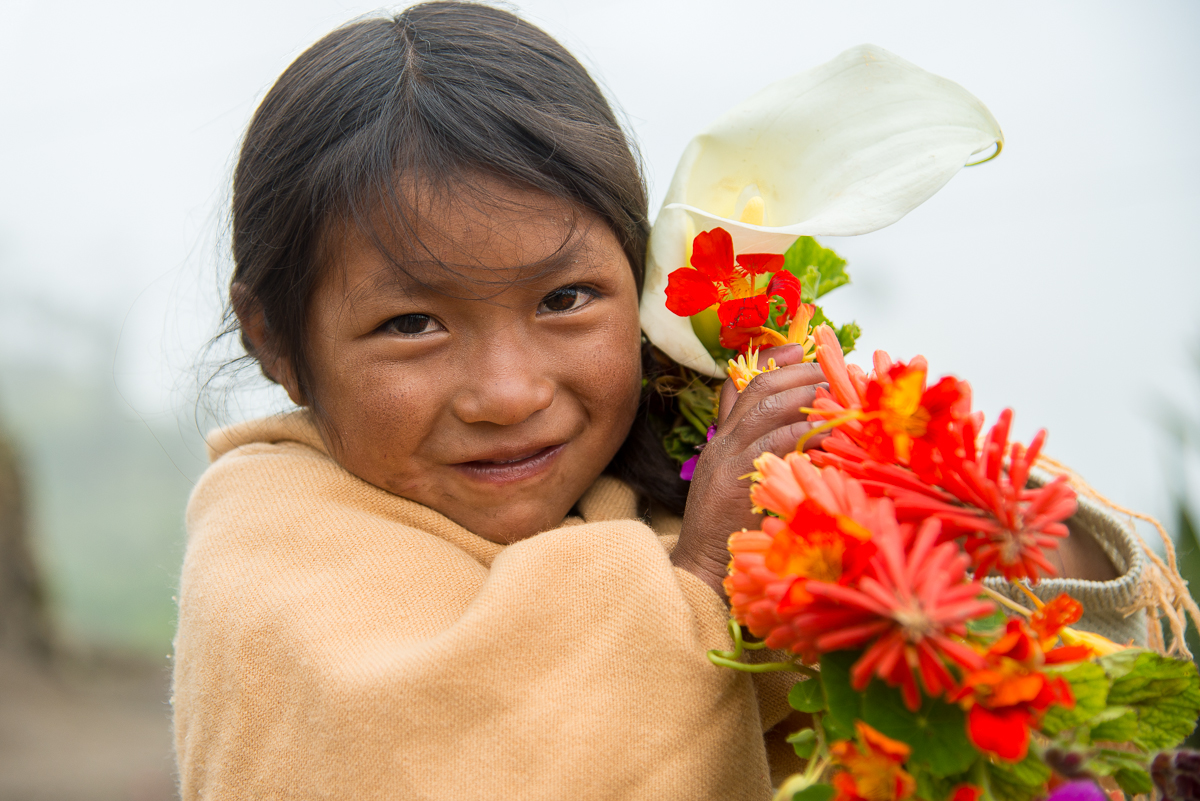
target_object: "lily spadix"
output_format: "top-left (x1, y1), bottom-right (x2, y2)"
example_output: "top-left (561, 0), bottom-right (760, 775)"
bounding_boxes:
top-left (640, 44), bottom-right (1004, 377)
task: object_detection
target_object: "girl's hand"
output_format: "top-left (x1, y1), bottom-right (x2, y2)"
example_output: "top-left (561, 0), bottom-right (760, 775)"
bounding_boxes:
top-left (671, 345), bottom-right (828, 600)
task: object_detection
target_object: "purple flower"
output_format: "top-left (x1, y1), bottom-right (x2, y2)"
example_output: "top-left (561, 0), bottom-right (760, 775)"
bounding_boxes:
top-left (680, 425), bottom-right (717, 482)
top-left (1044, 780), bottom-right (1105, 801)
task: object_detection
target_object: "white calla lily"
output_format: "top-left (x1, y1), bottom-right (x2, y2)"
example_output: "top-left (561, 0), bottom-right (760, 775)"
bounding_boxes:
top-left (640, 44), bottom-right (1003, 377)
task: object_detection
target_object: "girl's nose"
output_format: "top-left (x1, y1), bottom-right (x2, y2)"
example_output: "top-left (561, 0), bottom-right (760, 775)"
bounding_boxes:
top-left (450, 338), bottom-right (556, 426)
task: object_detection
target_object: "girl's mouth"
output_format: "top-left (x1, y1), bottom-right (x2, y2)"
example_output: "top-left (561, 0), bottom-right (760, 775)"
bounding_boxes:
top-left (452, 443), bottom-right (567, 485)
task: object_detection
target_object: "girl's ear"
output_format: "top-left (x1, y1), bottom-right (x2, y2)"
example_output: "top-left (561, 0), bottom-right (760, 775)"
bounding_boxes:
top-left (231, 282), bottom-right (306, 407)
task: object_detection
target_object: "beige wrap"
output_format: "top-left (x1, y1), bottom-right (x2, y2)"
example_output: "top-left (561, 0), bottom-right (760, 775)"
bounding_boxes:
top-left (173, 412), bottom-right (802, 799)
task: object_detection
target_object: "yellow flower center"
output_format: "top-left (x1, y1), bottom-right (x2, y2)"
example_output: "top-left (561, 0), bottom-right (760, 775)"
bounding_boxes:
top-left (876, 369), bottom-right (930, 460)
top-left (738, 195), bottom-right (765, 226)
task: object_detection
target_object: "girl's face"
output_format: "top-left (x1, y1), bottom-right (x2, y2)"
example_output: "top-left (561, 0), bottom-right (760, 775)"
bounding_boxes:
top-left (302, 180), bottom-right (643, 543)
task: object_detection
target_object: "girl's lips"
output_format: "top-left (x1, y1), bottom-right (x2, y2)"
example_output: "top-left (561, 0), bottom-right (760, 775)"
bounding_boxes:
top-left (451, 443), bottom-right (567, 485)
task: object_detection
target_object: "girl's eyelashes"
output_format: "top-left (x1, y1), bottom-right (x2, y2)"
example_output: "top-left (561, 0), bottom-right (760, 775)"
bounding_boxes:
top-left (379, 313), bottom-right (443, 336)
top-left (538, 285), bottom-right (599, 315)
top-left (377, 285), bottom-right (597, 335)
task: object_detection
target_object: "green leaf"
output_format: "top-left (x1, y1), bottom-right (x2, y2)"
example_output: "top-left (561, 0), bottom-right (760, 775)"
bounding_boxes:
top-left (662, 422), bottom-right (706, 466)
top-left (818, 651), bottom-right (861, 736)
top-left (861, 679), bottom-right (979, 777)
top-left (787, 728), bottom-right (818, 759)
top-left (1114, 766), bottom-right (1154, 795)
top-left (835, 322), bottom-right (861, 356)
top-left (914, 764), bottom-right (978, 801)
top-left (789, 678), bottom-right (826, 713)
top-left (1039, 662), bottom-right (1108, 736)
top-left (966, 606), bottom-right (1007, 637)
top-left (1099, 649), bottom-right (1200, 749)
top-left (1087, 707), bottom-right (1138, 743)
top-left (783, 236), bottom-right (849, 301)
top-left (791, 783), bottom-right (835, 801)
top-left (1087, 750), bottom-right (1155, 795)
top-left (986, 751), bottom-right (1052, 801)
top-left (799, 265), bottom-right (822, 304)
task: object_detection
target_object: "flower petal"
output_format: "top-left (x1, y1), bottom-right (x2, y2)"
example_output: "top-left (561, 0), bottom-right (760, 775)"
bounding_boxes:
top-left (664, 268), bottom-right (719, 317)
top-left (766, 270), bottom-right (802, 321)
top-left (641, 206), bottom-right (721, 375)
top-left (669, 44), bottom-right (1003, 251)
top-left (691, 227), bottom-right (736, 281)
top-left (735, 252), bottom-right (784, 275)
top-left (718, 296), bottom-right (769, 330)
top-left (967, 704), bottom-right (1031, 762)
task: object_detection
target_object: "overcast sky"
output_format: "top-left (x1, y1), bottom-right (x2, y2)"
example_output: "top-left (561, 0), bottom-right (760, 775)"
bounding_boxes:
top-left (1, 0), bottom-right (1197, 530)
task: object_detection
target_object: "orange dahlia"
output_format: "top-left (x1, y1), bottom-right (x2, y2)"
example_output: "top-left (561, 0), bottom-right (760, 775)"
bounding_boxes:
top-left (725, 455), bottom-right (879, 644)
top-left (781, 516), bottom-right (994, 711)
top-left (807, 345), bottom-right (1077, 583)
top-left (949, 410), bottom-right (1076, 582)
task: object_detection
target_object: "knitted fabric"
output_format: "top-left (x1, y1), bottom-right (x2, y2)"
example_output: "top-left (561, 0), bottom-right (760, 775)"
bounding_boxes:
top-left (982, 467), bottom-right (1147, 645)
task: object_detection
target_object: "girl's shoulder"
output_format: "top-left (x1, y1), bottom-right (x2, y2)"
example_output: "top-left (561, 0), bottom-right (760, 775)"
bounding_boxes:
top-left (188, 410), bottom-right (503, 568)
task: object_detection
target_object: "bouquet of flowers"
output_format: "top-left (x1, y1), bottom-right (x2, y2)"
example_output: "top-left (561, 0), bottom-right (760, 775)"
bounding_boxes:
top-left (639, 45), bottom-right (1200, 801)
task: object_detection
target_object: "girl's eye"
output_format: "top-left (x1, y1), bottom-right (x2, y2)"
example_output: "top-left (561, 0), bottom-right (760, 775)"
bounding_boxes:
top-left (538, 286), bottom-right (595, 314)
top-left (381, 314), bottom-right (440, 336)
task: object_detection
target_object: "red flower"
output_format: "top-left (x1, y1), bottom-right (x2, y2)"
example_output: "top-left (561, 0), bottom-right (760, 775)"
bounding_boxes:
top-left (947, 410), bottom-right (1076, 582)
top-left (952, 619), bottom-right (1075, 761)
top-left (804, 327), bottom-right (1077, 584)
top-left (778, 514), bottom-right (994, 711)
top-left (663, 227), bottom-right (796, 352)
top-left (1030, 593), bottom-right (1083, 648)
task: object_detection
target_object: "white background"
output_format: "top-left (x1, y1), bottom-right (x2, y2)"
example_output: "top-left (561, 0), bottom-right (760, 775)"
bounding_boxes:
top-left (1, 0), bottom-right (1197, 534)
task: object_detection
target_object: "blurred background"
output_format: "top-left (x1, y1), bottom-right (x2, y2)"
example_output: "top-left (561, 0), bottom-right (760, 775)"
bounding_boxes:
top-left (0, 0), bottom-right (1197, 797)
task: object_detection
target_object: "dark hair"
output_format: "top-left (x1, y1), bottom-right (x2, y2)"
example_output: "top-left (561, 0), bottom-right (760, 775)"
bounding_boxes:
top-left (221, 1), bottom-right (690, 513)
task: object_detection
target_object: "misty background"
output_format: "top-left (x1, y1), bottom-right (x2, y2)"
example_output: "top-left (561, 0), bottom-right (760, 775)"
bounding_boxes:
top-left (0, 0), bottom-right (1197, 795)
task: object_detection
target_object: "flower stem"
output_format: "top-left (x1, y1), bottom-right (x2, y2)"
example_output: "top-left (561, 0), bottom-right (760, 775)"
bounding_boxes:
top-left (707, 620), bottom-right (819, 676)
top-left (980, 585), bottom-right (1033, 617)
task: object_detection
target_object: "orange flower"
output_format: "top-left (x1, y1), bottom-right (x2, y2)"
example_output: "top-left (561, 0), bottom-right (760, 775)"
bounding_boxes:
top-left (807, 326), bottom-right (970, 473)
top-left (777, 514), bottom-right (993, 711)
top-left (1024, 590), bottom-right (1125, 659)
top-left (725, 456), bottom-right (878, 644)
top-left (727, 348), bottom-right (778, 392)
top-left (953, 410), bottom-right (1076, 582)
top-left (807, 340), bottom-right (1077, 584)
top-left (1030, 593), bottom-right (1084, 650)
top-left (830, 721), bottom-right (916, 801)
top-left (952, 619), bottom-right (1075, 761)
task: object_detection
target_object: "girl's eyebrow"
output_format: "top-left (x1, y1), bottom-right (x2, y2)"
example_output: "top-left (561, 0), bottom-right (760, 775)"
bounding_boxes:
top-left (360, 237), bottom-right (593, 299)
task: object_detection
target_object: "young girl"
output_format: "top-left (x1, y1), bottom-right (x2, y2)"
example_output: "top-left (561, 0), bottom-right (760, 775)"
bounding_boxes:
top-left (173, 3), bottom-right (1141, 798)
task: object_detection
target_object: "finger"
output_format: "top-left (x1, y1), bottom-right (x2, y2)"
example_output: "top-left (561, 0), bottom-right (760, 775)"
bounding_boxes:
top-left (722, 362), bottom-right (827, 433)
top-left (748, 420), bottom-right (827, 459)
top-left (717, 378), bottom-right (739, 428)
top-left (727, 383), bottom-right (823, 446)
top-left (758, 343), bottom-right (813, 368)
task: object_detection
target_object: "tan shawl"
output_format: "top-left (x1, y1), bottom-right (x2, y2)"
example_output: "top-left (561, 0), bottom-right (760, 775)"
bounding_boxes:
top-left (173, 412), bottom-right (800, 799)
